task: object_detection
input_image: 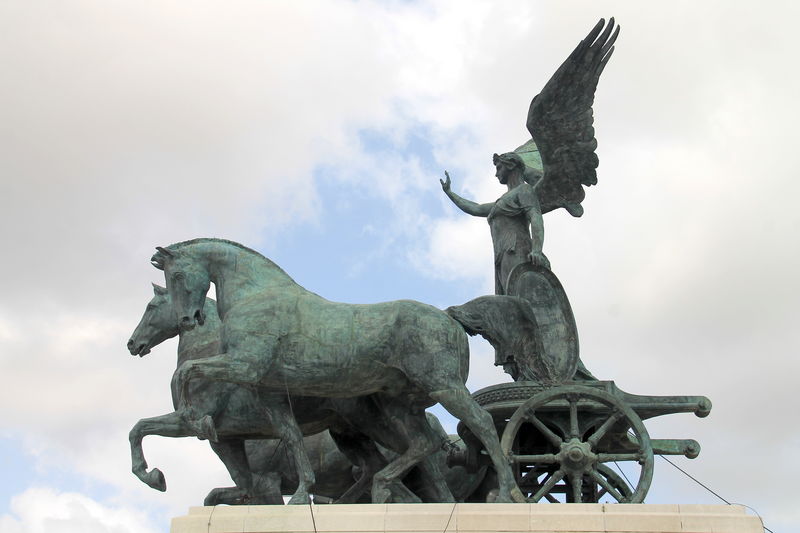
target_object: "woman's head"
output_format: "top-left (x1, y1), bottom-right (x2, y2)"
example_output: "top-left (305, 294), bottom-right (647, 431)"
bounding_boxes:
top-left (493, 152), bottom-right (522, 184)
top-left (493, 152), bottom-right (540, 186)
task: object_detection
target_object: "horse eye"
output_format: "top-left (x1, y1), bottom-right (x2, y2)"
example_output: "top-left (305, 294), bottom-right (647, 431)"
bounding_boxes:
top-left (173, 272), bottom-right (185, 281)
top-left (146, 304), bottom-right (155, 311)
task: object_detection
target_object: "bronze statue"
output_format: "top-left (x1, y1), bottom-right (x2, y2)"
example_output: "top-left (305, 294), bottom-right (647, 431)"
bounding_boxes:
top-left (123, 17), bottom-right (712, 506)
top-left (441, 18), bottom-right (619, 382)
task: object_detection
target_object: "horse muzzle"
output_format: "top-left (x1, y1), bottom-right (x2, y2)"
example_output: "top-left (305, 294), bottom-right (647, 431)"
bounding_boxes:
top-left (127, 338), bottom-right (151, 357)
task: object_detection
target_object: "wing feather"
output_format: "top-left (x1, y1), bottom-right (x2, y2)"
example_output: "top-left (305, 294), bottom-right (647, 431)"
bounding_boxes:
top-left (524, 18), bottom-right (619, 216)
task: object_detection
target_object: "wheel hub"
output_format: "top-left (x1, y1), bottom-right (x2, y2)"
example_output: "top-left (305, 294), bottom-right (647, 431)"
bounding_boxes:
top-left (557, 438), bottom-right (596, 474)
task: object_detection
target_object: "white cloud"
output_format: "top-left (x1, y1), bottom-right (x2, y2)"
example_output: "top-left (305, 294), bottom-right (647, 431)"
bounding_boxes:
top-left (412, 216), bottom-right (493, 285)
top-left (0, 488), bottom-right (158, 533)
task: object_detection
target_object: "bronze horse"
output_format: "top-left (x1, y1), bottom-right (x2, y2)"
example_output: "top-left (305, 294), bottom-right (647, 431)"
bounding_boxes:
top-left (127, 284), bottom-right (453, 504)
top-left (152, 238), bottom-right (524, 503)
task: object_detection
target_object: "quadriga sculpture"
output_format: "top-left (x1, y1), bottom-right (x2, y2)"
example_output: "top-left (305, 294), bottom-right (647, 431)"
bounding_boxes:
top-left (127, 284), bottom-right (453, 504)
top-left (151, 238), bottom-right (526, 503)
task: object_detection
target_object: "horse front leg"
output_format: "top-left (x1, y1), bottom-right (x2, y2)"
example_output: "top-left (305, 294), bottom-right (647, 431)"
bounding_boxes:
top-left (176, 354), bottom-right (262, 413)
top-left (129, 411), bottom-right (196, 491)
top-left (205, 439), bottom-right (282, 506)
top-left (266, 401), bottom-right (315, 505)
top-left (174, 354), bottom-right (264, 441)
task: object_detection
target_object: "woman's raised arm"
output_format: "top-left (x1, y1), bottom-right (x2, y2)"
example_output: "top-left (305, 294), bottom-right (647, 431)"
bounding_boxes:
top-left (440, 171), bottom-right (493, 217)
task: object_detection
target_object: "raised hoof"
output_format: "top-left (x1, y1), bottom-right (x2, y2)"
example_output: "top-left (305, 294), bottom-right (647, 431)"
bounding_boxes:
top-left (146, 468), bottom-right (166, 492)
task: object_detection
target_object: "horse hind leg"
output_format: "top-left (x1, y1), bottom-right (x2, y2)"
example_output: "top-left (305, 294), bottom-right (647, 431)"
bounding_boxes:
top-left (407, 450), bottom-right (455, 502)
top-left (393, 415), bottom-right (455, 503)
top-left (430, 387), bottom-right (526, 503)
top-left (369, 403), bottom-right (441, 504)
top-left (328, 429), bottom-right (387, 504)
top-left (250, 472), bottom-right (283, 505)
top-left (266, 401), bottom-right (315, 505)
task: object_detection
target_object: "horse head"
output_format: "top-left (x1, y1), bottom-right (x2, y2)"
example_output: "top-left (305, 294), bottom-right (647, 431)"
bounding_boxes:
top-left (152, 245), bottom-right (210, 331)
top-left (128, 284), bottom-right (181, 356)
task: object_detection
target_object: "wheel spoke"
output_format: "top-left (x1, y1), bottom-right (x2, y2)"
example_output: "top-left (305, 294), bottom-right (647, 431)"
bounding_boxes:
top-left (511, 453), bottom-right (558, 464)
top-left (530, 469), bottom-right (565, 502)
top-left (569, 472), bottom-right (582, 503)
top-left (536, 470), bottom-right (554, 485)
top-left (569, 397), bottom-right (579, 438)
top-left (590, 469), bottom-right (625, 502)
top-left (587, 411), bottom-right (623, 447)
top-left (519, 466), bottom-right (549, 485)
top-left (527, 412), bottom-right (563, 447)
top-left (544, 493), bottom-right (559, 503)
top-left (597, 452), bottom-right (642, 463)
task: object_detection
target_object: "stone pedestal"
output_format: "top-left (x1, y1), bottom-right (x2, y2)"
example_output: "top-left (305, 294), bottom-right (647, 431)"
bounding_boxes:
top-left (171, 503), bottom-right (762, 533)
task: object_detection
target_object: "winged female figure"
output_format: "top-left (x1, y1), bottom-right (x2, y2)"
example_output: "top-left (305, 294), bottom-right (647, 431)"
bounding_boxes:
top-left (441, 19), bottom-right (619, 382)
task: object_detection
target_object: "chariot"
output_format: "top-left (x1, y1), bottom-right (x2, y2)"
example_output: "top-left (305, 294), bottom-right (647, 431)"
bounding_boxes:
top-left (447, 263), bottom-right (712, 504)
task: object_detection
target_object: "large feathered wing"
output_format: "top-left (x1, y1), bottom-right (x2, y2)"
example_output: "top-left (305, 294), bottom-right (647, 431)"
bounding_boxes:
top-left (524, 18), bottom-right (619, 217)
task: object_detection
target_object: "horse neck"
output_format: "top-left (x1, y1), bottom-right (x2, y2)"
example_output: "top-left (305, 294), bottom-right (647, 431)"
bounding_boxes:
top-left (176, 298), bottom-right (222, 365)
top-left (201, 242), bottom-right (298, 319)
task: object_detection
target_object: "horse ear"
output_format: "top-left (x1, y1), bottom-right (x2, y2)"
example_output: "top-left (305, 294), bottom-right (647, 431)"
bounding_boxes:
top-left (151, 283), bottom-right (168, 295)
top-left (151, 246), bottom-right (174, 270)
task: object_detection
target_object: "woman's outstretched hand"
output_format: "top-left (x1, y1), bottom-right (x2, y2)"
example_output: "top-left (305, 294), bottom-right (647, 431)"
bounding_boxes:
top-left (440, 171), bottom-right (451, 193)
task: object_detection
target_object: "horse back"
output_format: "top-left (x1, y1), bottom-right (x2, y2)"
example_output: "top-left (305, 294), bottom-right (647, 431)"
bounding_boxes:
top-left (219, 288), bottom-right (469, 395)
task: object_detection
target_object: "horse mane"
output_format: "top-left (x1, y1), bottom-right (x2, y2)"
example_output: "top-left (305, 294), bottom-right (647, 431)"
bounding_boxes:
top-left (166, 238), bottom-right (295, 282)
top-left (168, 237), bottom-right (259, 256)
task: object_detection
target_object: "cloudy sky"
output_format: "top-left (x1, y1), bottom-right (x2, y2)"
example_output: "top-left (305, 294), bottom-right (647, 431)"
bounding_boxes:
top-left (1, 1), bottom-right (797, 531)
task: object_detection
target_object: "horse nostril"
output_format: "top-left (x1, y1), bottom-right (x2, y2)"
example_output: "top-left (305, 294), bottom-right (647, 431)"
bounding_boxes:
top-left (127, 339), bottom-right (134, 349)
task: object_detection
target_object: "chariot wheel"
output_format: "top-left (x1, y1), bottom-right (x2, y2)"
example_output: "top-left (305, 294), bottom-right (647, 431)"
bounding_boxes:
top-left (500, 385), bottom-right (654, 503)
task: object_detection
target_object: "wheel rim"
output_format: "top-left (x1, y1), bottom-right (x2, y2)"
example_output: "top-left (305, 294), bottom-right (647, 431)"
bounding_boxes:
top-left (500, 385), bottom-right (653, 503)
